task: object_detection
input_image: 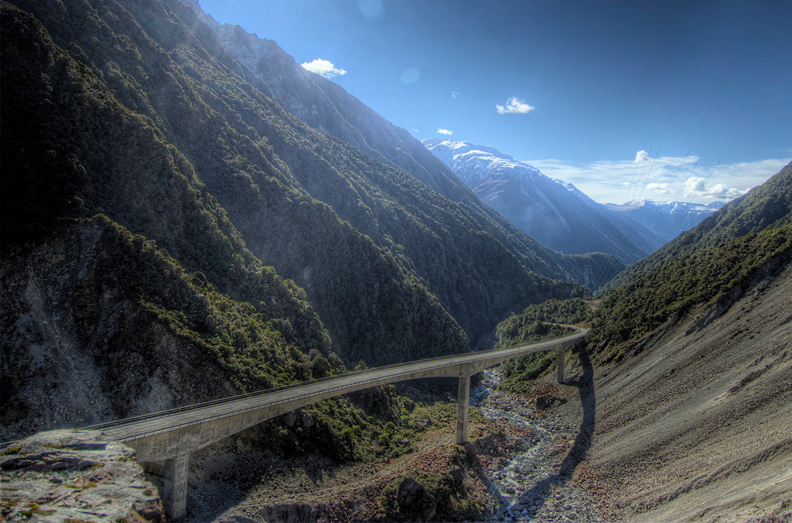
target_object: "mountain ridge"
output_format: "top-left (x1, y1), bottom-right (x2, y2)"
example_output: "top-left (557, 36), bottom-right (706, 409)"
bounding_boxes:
top-left (423, 138), bottom-right (661, 266)
top-left (603, 161), bottom-right (792, 293)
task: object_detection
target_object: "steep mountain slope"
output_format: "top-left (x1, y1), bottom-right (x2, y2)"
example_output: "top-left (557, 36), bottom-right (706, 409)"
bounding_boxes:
top-left (1, 0), bottom-right (586, 370)
top-left (605, 199), bottom-right (720, 243)
top-left (183, 3), bottom-right (623, 292)
top-left (496, 165), bottom-right (792, 521)
top-left (581, 167), bottom-right (792, 520)
top-left (603, 161), bottom-right (792, 292)
top-left (578, 229), bottom-right (792, 521)
top-left (423, 139), bottom-right (661, 265)
top-left (0, 217), bottom-right (322, 439)
top-left (185, 2), bottom-right (467, 202)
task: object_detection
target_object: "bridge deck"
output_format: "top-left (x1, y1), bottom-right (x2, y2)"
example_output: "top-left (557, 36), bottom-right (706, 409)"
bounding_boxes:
top-left (94, 328), bottom-right (586, 443)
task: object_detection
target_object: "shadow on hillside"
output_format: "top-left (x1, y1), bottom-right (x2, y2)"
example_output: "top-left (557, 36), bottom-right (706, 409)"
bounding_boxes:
top-left (508, 347), bottom-right (596, 517)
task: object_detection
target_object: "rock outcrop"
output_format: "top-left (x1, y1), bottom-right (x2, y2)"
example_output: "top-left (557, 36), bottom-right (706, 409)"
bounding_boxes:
top-left (396, 477), bottom-right (437, 521)
top-left (0, 429), bottom-right (164, 522)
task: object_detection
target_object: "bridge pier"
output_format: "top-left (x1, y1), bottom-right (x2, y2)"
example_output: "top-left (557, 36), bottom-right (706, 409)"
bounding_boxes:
top-left (455, 374), bottom-right (471, 444)
top-left (162, 453), bottom-right (189, 519)
top-left (557, 348), bottom-right (565, 383)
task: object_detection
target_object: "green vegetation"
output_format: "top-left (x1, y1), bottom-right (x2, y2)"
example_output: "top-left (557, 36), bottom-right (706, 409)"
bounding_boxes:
top-left (378, 440), bottom-right (485, 520)
top-left (0, 0), bottom-right (618, 475)
top-left (591, 224), bottom-right (792, 362)
top-left (255, 385), bottom-right (465, 464)
top-left (0, 0), bottom-right (590, 369)
top-left (492, 299), bottom-right (591, 393)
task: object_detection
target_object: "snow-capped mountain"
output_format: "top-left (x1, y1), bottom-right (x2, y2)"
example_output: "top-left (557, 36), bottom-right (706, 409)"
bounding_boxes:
top-left (604, 200), bottom-right (720, 243)
top-left (424, 138), bottom-right (664, 264)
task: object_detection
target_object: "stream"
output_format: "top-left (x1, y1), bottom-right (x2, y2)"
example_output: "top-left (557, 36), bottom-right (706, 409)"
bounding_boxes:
top-left (471, 368), bottom-right (604, 522)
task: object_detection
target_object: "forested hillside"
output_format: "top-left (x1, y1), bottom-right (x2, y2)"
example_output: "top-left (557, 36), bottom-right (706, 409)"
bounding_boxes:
top-left (0, 0), bottom-right (593, 439)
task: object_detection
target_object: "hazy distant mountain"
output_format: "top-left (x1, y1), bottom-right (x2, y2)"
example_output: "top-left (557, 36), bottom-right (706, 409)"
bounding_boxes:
top-left (605, 199), bottom-right (720, 243)
top-left (603, 161), bottom-right (792, 293)
top-left (423, 138), bottom-right (661, 265)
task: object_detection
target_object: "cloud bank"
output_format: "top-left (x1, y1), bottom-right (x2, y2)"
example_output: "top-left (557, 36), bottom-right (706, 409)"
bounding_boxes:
top-left (496, 97), bottom-right (535, 114)
top-left (301, 59), bottom-right (347, 79)
top-left (525, 154), bottom-right (789, 205)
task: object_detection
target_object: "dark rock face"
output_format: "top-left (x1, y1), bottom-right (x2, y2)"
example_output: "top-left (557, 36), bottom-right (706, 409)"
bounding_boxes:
top-left (397, 478), bottom-right (437, 521)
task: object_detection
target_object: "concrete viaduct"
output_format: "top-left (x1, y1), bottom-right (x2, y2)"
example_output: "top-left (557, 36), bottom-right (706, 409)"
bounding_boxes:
top-left (88, 327), bottom-right (587, 519)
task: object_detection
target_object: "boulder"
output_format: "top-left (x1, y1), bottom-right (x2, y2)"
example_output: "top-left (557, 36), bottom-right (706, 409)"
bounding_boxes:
top-left (397, 478), bottom-right (437, 521)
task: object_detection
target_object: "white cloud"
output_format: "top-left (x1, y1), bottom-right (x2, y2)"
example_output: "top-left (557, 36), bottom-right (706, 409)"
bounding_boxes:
top-left (301, 59), bottom-right (347, 79)
top-left (496, 97), bottom-right (535, 114)
top-left (451, 92), bottom-right (459, 99)
top-left (646, 182), bottom-right (671, 194)
top-left (682, 177), bottom-right (748, 200)
top-left (635, 150), bottom-right (650, 162)
top-left (437, 128), bottom-right (453, 136)
top-left (525, 156), bottom-right (790, 205)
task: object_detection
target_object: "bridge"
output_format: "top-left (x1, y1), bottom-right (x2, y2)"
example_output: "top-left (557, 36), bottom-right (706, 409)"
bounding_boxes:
top-left (88, 327), bottom-right (587, 519)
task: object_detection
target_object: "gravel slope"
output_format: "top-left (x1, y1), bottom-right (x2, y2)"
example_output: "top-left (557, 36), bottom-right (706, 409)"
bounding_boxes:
top-left (555, 255), bottom-right (792, 521)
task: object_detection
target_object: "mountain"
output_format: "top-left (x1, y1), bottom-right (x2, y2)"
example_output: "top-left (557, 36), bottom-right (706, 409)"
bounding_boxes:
top-left (423, 138), bottom-right (662, 266)
top-left (181, 3), bottom-right (624, 292)
top-left (604, 199), bottom-right (720, 243)
top-left (0, 0), bottom-right (602, 438)
top-left (603, 161), bottom-right (792, 293)
top-left (580, 163), bottom-right (792, 520)
top-left (496, 162), bottom-right (792, 521)
top-left (184, 1), bottom-right (471, 202)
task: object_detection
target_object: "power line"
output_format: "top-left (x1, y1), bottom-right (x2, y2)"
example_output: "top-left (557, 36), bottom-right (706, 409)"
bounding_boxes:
top-left (671, 155), bottom-right (702, 203)
top-left (638, 146), bottom-right (661, 201)
top-left (629, 145), bottom-right (653, 202)
top-left (625, 143), bottom-right (645, 203)
top-left (688, 160), bottom-right (720, 204)
top-left (660, 146), bottom-right (692, 205)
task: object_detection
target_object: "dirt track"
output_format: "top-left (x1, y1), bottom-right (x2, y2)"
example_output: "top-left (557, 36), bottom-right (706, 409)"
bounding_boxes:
top-left (554, 255), bottom-right (792, 521)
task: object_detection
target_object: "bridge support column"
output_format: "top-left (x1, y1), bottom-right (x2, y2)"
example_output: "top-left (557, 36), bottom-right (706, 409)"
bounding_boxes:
top-left (455, 374), bottom-right (471, 445)
top-left (556, 348), bottom-right (565, 383)
top-left (162, 453), bottom-right (189, 519)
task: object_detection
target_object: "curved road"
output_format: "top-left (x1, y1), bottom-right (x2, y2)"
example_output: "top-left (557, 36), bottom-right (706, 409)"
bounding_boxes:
top-left (90, 326), bottom-right (588, 518)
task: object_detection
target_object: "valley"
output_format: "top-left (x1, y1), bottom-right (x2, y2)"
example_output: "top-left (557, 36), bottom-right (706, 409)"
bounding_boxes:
top-left (1, 0), bottom-right (791, 522)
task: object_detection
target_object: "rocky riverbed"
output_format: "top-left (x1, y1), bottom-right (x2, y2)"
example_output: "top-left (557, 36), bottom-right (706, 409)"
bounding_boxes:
top-left (473, 368), bottom-right (604, 523)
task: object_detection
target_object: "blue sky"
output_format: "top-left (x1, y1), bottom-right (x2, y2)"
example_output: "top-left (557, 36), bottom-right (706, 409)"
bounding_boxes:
top-left (198, 0), bottom-right (791, 204)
